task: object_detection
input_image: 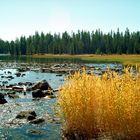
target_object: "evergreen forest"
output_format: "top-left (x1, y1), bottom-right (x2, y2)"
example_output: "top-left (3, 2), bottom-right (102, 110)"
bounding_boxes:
top-left (0, 28), bottom-right (140, 55)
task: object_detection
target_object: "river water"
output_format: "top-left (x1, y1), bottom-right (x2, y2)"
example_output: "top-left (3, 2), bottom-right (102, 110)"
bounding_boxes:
top-left (0, 56), bottom-right (123, 140)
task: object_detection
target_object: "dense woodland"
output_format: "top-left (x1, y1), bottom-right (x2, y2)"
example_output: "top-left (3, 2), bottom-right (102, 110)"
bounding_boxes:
top-left (0, 28), bottom-right (140, 55)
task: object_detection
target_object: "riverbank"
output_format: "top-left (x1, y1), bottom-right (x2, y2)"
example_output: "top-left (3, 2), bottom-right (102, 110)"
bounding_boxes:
top-left (32, 54), bottom-right (140, 65)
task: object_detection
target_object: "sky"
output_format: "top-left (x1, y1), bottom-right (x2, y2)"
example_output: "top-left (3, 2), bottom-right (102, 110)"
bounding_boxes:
top-left (0, 0), bottom-right (140, 41)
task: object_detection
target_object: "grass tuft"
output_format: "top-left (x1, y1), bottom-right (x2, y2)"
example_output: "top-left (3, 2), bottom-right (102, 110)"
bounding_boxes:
top-left (59, 68), bottom-right (140, 139)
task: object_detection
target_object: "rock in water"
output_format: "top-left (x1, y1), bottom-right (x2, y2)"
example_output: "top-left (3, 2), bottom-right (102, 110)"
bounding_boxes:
top-left (15, 72), bottom-right (21, 77)
top-left (16, 110), bottom-right (37, 120)
top-left (0, 98), bottom-right (7, 104)
top-left (31, 80), bottom-right (52, 90)
top-left (0, 93), bottom-right (7, 104)
top-left (27, 129), bottom-right (44, 135)
top-left (32, 89), bottom-right (46, 98)
top-left (26, 114), bottom-right (36, 121)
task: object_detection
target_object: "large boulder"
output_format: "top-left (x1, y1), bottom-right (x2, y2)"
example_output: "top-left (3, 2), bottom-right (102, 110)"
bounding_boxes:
top-left (31, 80), bottom-right (52, 91)
top-left (16, 110), bottom-right (37, 121)
top-left (32, 89), bottom-right (46, 98)
top-left (0, 93), bottom-right (7, 104)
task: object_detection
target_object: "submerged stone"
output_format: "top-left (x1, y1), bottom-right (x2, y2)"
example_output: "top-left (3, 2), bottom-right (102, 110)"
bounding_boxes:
top-left (27, 129), bottom-right (44, 135)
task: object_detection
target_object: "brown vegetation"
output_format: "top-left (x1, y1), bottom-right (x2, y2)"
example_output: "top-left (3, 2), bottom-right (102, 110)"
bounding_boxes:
top-left (59, 68), bottom-right (140, 139)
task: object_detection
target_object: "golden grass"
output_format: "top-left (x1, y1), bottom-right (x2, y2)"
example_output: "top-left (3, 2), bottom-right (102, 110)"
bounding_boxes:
top-left (59, 68), bottom-right (140, 139)
top-left (32, 54), bottom-right (140, 65)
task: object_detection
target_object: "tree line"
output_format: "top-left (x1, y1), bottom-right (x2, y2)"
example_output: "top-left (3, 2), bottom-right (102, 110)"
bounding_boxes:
top-left (0, 28), bottom-right (140, 55)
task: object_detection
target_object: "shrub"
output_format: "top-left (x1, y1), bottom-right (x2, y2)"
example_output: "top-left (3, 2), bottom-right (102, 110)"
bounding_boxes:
top-left (59, 69), bottom-right (140, 139)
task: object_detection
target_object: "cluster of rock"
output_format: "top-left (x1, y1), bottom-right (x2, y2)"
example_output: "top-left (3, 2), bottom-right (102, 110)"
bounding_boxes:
top-left (0, 80), bottom-right (56, 105)
top-left (41, 63), bottom-right (82, 74)
top-left (16, 110), bottom-right (45, 124)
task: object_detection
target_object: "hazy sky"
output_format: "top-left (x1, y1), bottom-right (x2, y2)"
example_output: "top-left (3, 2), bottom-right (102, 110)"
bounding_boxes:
top-left (0, 0), bottom-right (140, 41)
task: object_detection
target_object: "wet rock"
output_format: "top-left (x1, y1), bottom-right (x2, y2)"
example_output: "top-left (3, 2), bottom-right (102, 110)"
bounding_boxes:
top-left (41, 68), bottom-right (50, 73)
top-left (15, 72), bottom-right (21, 77)
top-left (0, 93), bottom-right (7, 104)
top-left (32, 89), bottom-right (46, 98)
top-left (6, 85), bottom-right (14, 89)
top-left (29, 118), bottom-right (45, 124)
top-left (7, 71), bottom-right (12, 74)
top-left (18, 82), bottom-right (24, 86)
top-left (53, 64), bottom-right (61, 68)
top-left (2, 81), bottom-right (8, 84)
top-left (27, 129), bottom-right (44, 135)
top-left (32, 80), bottom-right (52, 90)
top-left (56, 74), bottom-right (63, 76)
top-left (16, 110), bottom-right (37, 119)
top-left (17, 67), bottom-right (29, 72)
top-left (27, 114), bottom-right (36, 121)
top-left (0, 98), bottom-right (7, 104)
top-left (24, 82), bottom-right (33, 86)
top-left (7, 76), bottom-right (14, 79)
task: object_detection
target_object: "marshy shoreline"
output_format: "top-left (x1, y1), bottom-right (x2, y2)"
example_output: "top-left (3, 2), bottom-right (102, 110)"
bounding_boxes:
top-left (0, 61), bottom-right (139, 140)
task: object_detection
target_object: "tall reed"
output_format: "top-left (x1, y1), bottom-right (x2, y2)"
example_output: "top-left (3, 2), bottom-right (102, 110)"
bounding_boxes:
top-left (59, 68), bottom-right (140, 139)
